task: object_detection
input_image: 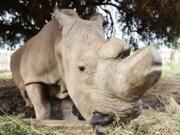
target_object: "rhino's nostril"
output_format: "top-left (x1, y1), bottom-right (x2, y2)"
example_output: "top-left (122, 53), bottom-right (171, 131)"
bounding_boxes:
top-left (78, 66), bottom-right (86, 72)
top-left (90, 111), bottom-right (114, 127)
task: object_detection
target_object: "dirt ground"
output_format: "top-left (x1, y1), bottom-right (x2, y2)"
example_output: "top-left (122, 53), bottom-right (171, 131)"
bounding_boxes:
top-left (0, 72), bottom-right (180, 119)
top-left (142, 72), bottom-right (180, 111)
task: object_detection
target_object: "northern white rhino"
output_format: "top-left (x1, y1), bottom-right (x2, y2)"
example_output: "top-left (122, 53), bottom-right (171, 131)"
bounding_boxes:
top-left (10, 8), bottom-right (162, 130)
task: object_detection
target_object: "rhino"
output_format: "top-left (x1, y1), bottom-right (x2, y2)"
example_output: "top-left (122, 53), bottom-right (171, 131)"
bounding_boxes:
top-left (10, 8), bottom-right (162, 130)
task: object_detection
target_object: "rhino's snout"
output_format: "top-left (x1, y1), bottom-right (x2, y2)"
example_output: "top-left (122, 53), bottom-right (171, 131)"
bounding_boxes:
top-left (90, 104), bottom-right (141, 134)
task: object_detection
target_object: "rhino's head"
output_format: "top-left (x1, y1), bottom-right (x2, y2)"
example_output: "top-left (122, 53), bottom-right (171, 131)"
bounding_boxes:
top-left (54, 9), bottom-right (162, 129)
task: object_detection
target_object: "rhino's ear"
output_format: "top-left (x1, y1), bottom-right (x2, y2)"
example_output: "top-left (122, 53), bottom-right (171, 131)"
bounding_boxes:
top-left (60, 9), bottom-right (79, 17)
top-left (90, 13), bottom-right (104, 26)
top-left (54, 8), bottom-right (76, 26)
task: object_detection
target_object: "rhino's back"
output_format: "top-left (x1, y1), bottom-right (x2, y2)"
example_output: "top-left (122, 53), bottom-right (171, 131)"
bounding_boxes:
top-left (12, 18), bottom-right (63, 85)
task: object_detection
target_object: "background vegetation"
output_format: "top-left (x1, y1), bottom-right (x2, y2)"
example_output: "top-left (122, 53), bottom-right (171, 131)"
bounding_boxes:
top-left (0, 0), bottom-right (179, 49)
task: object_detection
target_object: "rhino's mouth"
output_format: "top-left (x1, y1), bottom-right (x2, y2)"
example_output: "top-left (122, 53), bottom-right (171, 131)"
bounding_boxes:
top-left (90, 111), bottom-right (114, 126)
top-left (90, 111), bottom-right (114, 134)
top-left (90, 104), bottom-right (141, 134)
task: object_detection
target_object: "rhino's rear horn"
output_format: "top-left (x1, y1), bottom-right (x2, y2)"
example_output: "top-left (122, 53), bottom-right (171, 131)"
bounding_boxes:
top-left (98, 38), bottom-right (130, 59)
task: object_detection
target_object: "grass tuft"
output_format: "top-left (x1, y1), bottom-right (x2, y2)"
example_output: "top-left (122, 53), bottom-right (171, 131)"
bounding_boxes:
top-left (0, 114), bottom-right (62, 135)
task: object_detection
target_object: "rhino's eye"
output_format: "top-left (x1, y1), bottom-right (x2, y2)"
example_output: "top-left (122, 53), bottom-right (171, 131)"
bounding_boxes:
top-left (78, 66), bottom-right (86, 72)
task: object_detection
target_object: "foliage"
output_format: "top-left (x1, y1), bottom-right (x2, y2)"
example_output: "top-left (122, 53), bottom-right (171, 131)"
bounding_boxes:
top-left (0, 0), bottom-right (179, 49)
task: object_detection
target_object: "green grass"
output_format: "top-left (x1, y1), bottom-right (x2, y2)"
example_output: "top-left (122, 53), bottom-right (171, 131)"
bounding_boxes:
top-left (0, 115), bottom-right (63, 135)
top-left (162, 64), bottom-right (180, 74)
top-left (160, 75), bottom-right (169, 81)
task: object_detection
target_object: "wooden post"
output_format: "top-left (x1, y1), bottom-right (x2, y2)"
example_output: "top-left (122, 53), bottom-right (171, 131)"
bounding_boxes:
top-left (23, 119), bottom-right (94, 134)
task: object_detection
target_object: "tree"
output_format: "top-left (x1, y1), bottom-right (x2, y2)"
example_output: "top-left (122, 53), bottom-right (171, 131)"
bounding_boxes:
top-left (0, 0), bottom-right (179, 49)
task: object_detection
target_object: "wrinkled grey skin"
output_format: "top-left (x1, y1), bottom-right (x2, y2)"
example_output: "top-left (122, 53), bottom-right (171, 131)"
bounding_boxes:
top-left (10, 8), bottom-right (162, 130)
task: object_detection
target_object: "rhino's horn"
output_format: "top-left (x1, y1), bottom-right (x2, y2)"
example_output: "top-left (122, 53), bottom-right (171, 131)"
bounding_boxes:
top-left (115, 46), bottom-right (162, 102)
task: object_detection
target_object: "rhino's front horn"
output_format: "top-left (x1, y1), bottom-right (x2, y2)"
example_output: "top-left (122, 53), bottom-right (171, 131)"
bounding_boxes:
top-left (115, 46), bottom-right (162, 102)
top-left (98, 38), bottom-right (130, 59)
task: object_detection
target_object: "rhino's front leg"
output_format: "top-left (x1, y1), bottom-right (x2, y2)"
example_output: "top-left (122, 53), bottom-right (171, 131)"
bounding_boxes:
top-left (19, 88), bottom-right (33, 108)
top-left (26, 83), bottom-right (51, 119)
